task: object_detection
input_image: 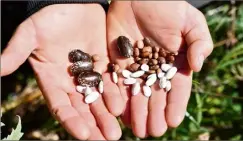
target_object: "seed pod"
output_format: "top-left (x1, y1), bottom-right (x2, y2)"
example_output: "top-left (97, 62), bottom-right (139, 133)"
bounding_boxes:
top-left (138, 58), bottom-right (149, 64)
top-left (153, 52), bottom-right (159, 59)
top-left (137, 40), bottom-right (144, 49)
top-left (153, 46), bottom-right (160, 52)
top-left (150, 65), bottom-right (159, 70)
top-left (142, 46), bottom-right (152, 53)
top-left (117, 36), bottom-right (133, 58)
top-left (158, 57), bottom-right (166, 64)
top-left (159, 48), bottom-right (167, 57)
top-left (69, 49), bottom-right (92, 63)
top-left (92, 54), bottom-right (100, 62)
top-left (143, 37), bottom-right (152, 46)
top-left (166, 55), bottom-right (175, 63)
top-left (130, 63), bottom-right (140, 72)
top-left (70, 61), bottom-right (94, 76)
top-left (77, 71), bottom-right (102, 87)
top-left (134, 48), bottom-right (140, 57)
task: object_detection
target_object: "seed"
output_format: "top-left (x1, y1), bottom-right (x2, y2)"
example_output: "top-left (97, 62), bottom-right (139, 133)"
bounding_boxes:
top-left (153, 46), bottom-right (160, 52)
top-left (117, 36), bottom-right (133, 58)
top-left (166, 55), bottom-right (175, 63)
top-left (143, 37), bottom-right (152, 46)
top-left (150, 65), bottom-right (160, 70)
top-left (69, 49), bottom-right (92, 63)
top-left (165, 80), bottom-right (171, 92)
top-left (159, 49), bottom-right (167, 57)
top-left (76, 85), bottom-right (86, 93)
top-left (123, 78), bottom-right (137, 85)
top-left (137, 40), bottom-right (144, 49)
top-left (85, 87), bottom-right (93, 96)
top-left (157, 69), bottom-right (165, 78)
top-left (122, 69), bottom-right (132, 78)
top-left (132, 82), bottom-right (140, 96)
top-left (152, 59), bottom-right (158, 65)
top-left (147, 70), bottom-right (156, 74)
top-left (142, 46), bottom-right (152, 53)
top-left (98, 81), bottom-right (104, 94)
top-left (130, 63), bottom-right (140, 72)
top-left (161, 64), bottom-right (172, 72)
top-left (153, 52), bottom-right (159, 59)
top-left (130, 70), bottom-right (145, 78)
top-left (113, 64), bottom-right (120, 72)
top-left (165, 67), bottom-right (177, 79)
top-left (134, 48), bottom-right (140, 57)
top-left (145, 73), bottom-right (157, 86)
top-left (85, 91), bottom-right (99, 104)
top-left (70, 61), bottom-right (94, 76)
top-left (141, 64), bottom-right (149, 71)
top-left (149, 53), bottom-right (153, 59)
top-left (159, 77), bottom-right (167, 89)
top-left (141, 51), bottom-right (150, 58)
top-left (92, 54), bottom-right (100, 62)
top-left (108, 63), bottom-right (115, 72)
top-left (158, 57), bottom-right (166, 64)
top-left (143, 85), bottom-right (152, 97)
top-left (112, 72), bottom-right (118, 83)
top-left (77, 71), bottom-right (102, 87)
top-left (138, 58), bottom-right (149, 65)
top-left (135, 57), bottom-right (141, 62)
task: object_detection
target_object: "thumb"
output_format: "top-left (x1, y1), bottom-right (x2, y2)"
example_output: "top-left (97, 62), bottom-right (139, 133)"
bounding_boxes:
top-left (1, 19), bottom-right (37, 76)
top-left (184, 5), bottom-right (213, 72)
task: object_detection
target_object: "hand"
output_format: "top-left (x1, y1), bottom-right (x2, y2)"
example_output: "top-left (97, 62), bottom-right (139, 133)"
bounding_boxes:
top-left (1, 4), bottom-right (124, 140)
top-left (107, 1), bottom-right (213, 138)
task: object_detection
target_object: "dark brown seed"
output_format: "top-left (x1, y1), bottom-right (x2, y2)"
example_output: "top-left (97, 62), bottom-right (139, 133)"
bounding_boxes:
top-left (108, 63), bottom-right (115, 72)
top-left (153, 46), bottom-right (160, 52)
top-left (117, 36), bottom-right (133, 58)
top-left (150, 65), bottom-right (159, 70)
top-left (146, 70), bottom-right (156, 74)
top-left (135, 57), bottom-right (142, 62)
top-left (77, 71), bottom-right (102, 87)
top-left (166, 55), bottom-right (175, 63)
top-left (158, 57), bottom-right (166, 64)
top-left (141, 52), bottom-right (150, 58)
top-left (149, 53), bottom-right (153, 59)
top-left (143, 37), bottom-right (152, 46)
top-left (142, 46), bottom-right (152, 53)
top-left (130, 63), bottom-right (140, 72)
top-left (69, 49), bottom-right (92, 63)
top-left (70, 61), bottom-right (94, 76)
top-left (153, 52), bottom-right (159, 59)
top-left (148, 59), bottom-right (153, 66)
top-left (159, 50), bottom-right (167, 57)
top-left (92, 54), bottom-right (100, 62)
top-left (151, 59), bottom-right (158, 65)
top-left (134, 48), bottom-right (140, 57)
top-left (138, 58), bottom-right (149, 64)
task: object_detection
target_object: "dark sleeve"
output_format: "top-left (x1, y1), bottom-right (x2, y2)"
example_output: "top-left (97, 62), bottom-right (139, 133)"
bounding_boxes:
top-left (186, 0), bottom-right (213, 8)
top-left (26, 0), bottom-right (109, 19)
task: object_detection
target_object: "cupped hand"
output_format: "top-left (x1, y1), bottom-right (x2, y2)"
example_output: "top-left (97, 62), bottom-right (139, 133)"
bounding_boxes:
top-left (1, 4), bottom-right (124, 140)
top-left (107, 1), bottom-right (213, 138)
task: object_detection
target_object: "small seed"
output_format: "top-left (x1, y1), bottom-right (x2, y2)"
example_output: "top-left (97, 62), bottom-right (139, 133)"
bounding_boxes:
top-left (132, 82), bottom-right (140, 96)
top-left (85, 87), bottom-right (93, 96)
top-left (161, 64), bottom-right (172, 72)
top-left (142, 46), bottom-right (152, 53)
top-left (150, 65), bottom-right (159, 70)
top-left (135, 57), bottom-right (142, 62)
top-left (159, 77), bottom-right (167, 89)
top-left (152, 59), bottom-right (158, 65)
top-left (113, 64), bottom-right (120, 72)
top-left (143, 85), bottom-right (152, 97)
top-left (112, 72), bottom-right (118, 83)
top-left (147, 70), bottom-right (156, 74)
top-left (141, 64), bottom-right (149, 71)
top-left (122, 69), bottom-right (132, 78)
top-left (130, 63), bottom-right (140, 72)
top-left (146, 73), bottom-right (157, 86)
top-left (149, 53), bottom-right (153, 59)
top-left (147, 73), bottom-right (157, 79)
top-left (141, 51), bottom-right (150, 58)
top-left (138, 59), bottom-right (149, 65)
top-left (166, 55), bottom-right (175, 63)
top-left (143, 37), bottom-right (152, 46)
top-left (165, 67), bottom-right (177, 79)
top-left (137, 40), bottom-right (144, 49)
top-left (157, 69), bottom-right (165, 78)
top-left (76, 86), bottom-right (86, 93)
top-left (108, 63), bottom-right (115, 72)
top-left (159, 49), bottom-right (167, 57)
top-left (153, 52), bottom-right (159, 59)
top-left (130, 70), bottom-right (145, 78)
top-left (98, 81), bottom-right (104, 94)
top-left (92, 54), bottom-right (100, 62)
top-left (85, 91), bottom-right (99, 104)
top-left (165, 80), bottom-right (172, 92)
top-left (134, 48), bottom-right (140, 57)
top-left (153, 46), bottom-right (160, 52)
top-left (158, 57), bottom-right (166, 64)
top-left (123, 78), bottom-right (137, 85)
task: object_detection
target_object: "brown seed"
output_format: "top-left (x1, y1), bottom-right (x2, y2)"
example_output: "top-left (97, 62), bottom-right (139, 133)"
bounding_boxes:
top-left (159, 49), bottom-right (167, 57)
top-left (146, 70), bottom-right (156, 74)
top-left (166, 55), bottom-right (175, 63)
top-left (157, 68), bottom-right (162, 74)
top-left (134, 48), bottom-right (140, 57)
top-left (70, 61), bottom-right (94, 76)
top-left (143, 37), bottom-right (152, 46)
top-left (130, 63), bottom-right (140, 72)
top-left (149, 53), bottom-right (153, 59)
top-left (117, 36), bottom-right (133, 58)
top-left (77, 71), bottom-right (102, 87)
top-left (108, 63), bottom-right (115, 72)
top-left (150, 65), bottom-right (159, 70)
top-left (148, 59), bottom-right (153, 66)
top-left (153, 52), bottom-right (159, 59)
top-left (141, 52), bottom-right (151, 58)
top-left (142, 46), bottom-right (152, 53)
top-left (92, 54), bottom-right (100, 62)
top-left (135, 57), bottom-right (142, 62)
top-left (113, 64), bottom-right (120, 72)
top-left (137, 40), bottom-right (144, 49)
top-left (158, 57), bottom-right (166, 64)
top-left (153, 46), bottom-right (160, 52)
top-left (151, 59), bottom-right (158, 65)
top-left (138, 58), bottom-right (149, 64)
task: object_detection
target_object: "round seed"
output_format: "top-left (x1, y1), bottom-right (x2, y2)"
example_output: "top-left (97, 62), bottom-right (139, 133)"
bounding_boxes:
top-left (138, 59), bottom-right (149, 65)
top-left (152, 59), bottom-right (158, 65)
top-left (142, 46), bottom-right (152, 53)
top-left (153, 52), bottom-right (159, 59)
top-left (158, 57), bottom-right (166, 64)
top-left (153, 46), bottom-right (160, 52)
top-left (150, 65), bottom-right (159, 70)
top-left (130, 63), bottom-right (140, 72)
top-left (141, 64), bottom-right (149, 72)
top-left (92, 54), bottom-right (100, 62)
top-left (166, 55), bottom-right (175, 63)
top-left (141, 51), bottom-right (150, 58)
top-left (143, 37), bottom-right (152, 46)
top-left (137, 40), bottom-right (144, 49)
top-left (159, 49), bottom-right (167, 57)
top-left (135, 57), bottom-right (142, 62)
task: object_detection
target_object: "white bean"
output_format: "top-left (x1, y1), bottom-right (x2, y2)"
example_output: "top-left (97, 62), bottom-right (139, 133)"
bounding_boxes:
top-left (159, 77), bottom-right (167, 89)
top-left (122, 70), bottom-right (132, 78)
top-left (146, 74), bottom-right (157, 86)
top-left (76, 86), bottom-right (86, 93)
top-left (161, 64), bottom-right (172, 72)
top-left (112, 72), bottom-right (118, 83)
top-left (123, 78), bottom-right (137, 85)
top-left (165, 80), bottom-right (172, 92)
top-left (98, 81), bottom-right (104, 94)
top-left (130, 70), bottom-right (145, 78)
top-left (165, 67), bottom-right (177, 79)
top-left (141, 64), bottom-right (149, 72)
top-left (143, 85), bottom-right (152, 97)
top-left (132, 82), bottom-right (140, 96)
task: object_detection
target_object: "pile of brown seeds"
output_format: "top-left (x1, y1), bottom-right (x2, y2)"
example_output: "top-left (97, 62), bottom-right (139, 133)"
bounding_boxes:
top-left (68, 49), bottom-right (103, 104)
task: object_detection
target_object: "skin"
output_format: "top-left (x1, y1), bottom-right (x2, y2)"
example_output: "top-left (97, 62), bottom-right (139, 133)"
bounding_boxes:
top-left (107, 1), bottom-right (213, 138)
top-left (1, 4), bottom-right (124, 140)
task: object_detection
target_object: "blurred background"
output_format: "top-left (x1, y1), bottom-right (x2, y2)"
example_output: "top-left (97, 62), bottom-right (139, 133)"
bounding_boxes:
top-left (1, 1), bottom-right (243, 140)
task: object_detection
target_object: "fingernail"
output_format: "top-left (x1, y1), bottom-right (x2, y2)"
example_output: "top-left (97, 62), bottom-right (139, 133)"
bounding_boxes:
top-left (198, 55), bottom-right (204, 70)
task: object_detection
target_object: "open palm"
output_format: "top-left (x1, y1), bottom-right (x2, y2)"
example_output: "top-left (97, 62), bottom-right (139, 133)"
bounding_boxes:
top-left (1, 4), bottom-right (123, 140)
top-left (107, 1), bottom-right (213, 138)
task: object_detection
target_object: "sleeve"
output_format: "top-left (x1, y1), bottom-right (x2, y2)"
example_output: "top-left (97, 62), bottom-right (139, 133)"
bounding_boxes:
top-left (186, 0), bottom-right (213, 8)
top-left (26, 0), bottom-right (109, 19)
